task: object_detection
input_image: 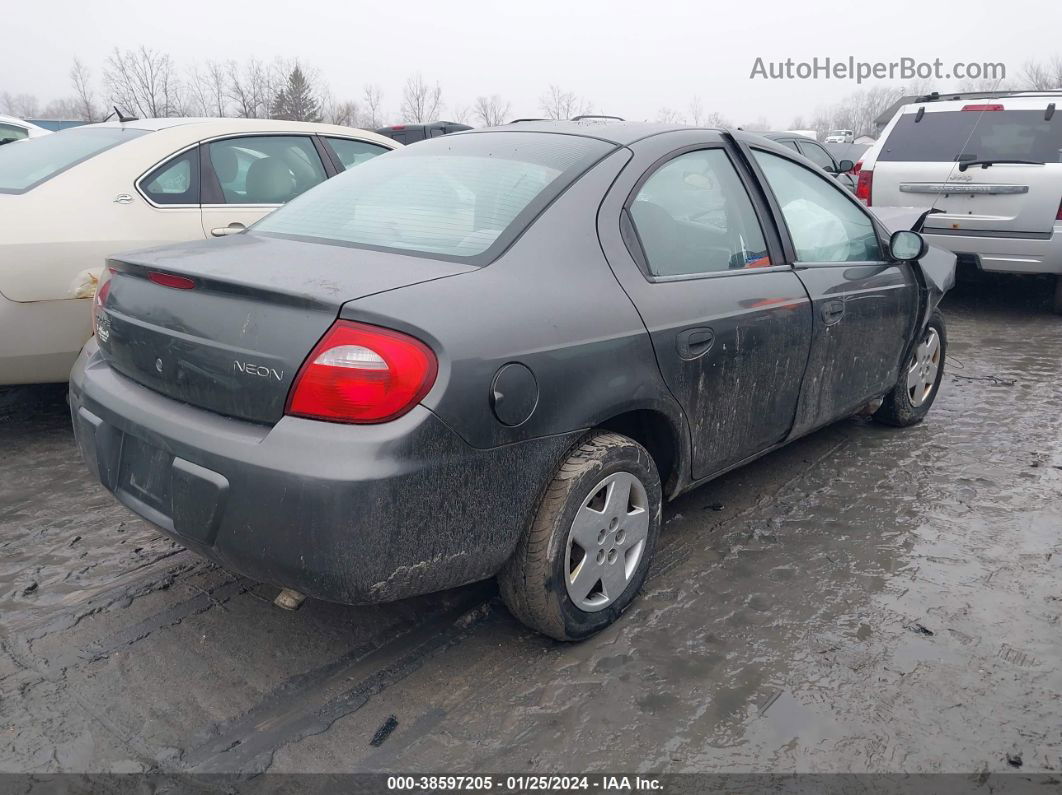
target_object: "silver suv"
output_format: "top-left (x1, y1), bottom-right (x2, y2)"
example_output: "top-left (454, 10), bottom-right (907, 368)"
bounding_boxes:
top-left (857, 92), bottom-right (1062, 311)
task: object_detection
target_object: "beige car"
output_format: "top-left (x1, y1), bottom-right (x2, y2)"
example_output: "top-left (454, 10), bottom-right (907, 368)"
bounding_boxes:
top-left (0, 118), bottom-right (398, 384)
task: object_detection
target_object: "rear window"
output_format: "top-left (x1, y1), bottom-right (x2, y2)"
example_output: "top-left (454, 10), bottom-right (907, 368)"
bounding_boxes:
top-left (254, 132), bottom-right (611, 262)
top-left (879, 109), bottom-right (1062, 163)
top-left (0, 126), bottom-right (147, 193)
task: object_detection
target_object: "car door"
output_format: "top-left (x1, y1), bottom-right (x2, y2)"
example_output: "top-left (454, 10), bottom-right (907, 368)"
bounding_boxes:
top-left (200, 134), bottom-right (330, 238)
top-left (747, 146), bottom-right (920, 436)
top-left (597, 133), bottom-right (813, 480)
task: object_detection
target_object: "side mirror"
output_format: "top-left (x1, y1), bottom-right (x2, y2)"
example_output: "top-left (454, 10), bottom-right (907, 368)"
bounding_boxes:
top-left (889, 229), bottom-right (928, 262)
top-left (837, 159), bottom-right (855, 173)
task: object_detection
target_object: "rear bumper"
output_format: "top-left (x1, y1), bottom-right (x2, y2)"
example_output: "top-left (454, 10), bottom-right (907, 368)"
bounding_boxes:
top-left (0, 293), bottom-right (91, 384)
top-left (922, 226), bottom-right (1062, 275)
top-left (70, 340), bottom-right (577, 604)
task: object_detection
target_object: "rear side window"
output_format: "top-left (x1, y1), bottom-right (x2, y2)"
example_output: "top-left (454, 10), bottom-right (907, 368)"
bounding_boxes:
top-left (0, 127), bottom-right (146, 193)
top-left (255, 132), bottom-right (611, 261)
top-left (325, 137), bottom-right (390, 170)
top-left (140, 148), bottom-right (199, 205)
top-left (207, 136), bottom-right (326, 205)
top-left (879, 109), bottom-right (1062, 163)
top-left (629, 149), bottom-right (771, 276)
top-left (754, 151), bottom-right (881, 263)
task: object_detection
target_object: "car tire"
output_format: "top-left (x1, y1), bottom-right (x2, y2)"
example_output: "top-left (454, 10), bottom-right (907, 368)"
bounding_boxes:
top-left (1053, 276), bottom-right (1062, 315)
top-left (873, 310), bottom-right (947, 428)
top-left (498, 431), bottom-right (662, 641)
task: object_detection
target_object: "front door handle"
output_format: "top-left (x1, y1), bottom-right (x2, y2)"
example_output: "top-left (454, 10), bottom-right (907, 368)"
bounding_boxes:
top-left (211, 222), bottom-right (246, 237)
top-left (677, 327), bottom-right (715, 360)
top-left (821, 299), bottom-right (846, 325)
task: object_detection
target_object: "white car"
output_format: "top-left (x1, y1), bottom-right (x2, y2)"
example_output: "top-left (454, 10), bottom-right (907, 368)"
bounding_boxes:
top-left (855, 91), bottom-right (1062, 311)
top-left (0, 118), bottom-right (398, 384)
top-left (824, 129), bottom-right (854, 144)
top-left (0, 114), bottom-right (51, 145)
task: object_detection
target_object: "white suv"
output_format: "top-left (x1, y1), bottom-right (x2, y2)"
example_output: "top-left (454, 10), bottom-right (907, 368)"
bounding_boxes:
top-left (856, 92), bottom-right (1062, 312)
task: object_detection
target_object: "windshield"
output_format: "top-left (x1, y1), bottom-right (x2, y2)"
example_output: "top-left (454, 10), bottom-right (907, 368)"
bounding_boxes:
top-left (0, 126), bottom-right (147, 193)
top-left (879, 109), bottom-right (1062, 163)
top-left (254, 132), bottom-right (612, 261)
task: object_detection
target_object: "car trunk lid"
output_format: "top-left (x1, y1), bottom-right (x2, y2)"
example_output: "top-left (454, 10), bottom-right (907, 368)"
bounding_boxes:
top-left (97, 233), bottom-right (473, 424)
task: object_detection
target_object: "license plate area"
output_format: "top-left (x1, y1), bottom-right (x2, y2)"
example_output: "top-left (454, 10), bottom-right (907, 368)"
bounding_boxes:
top-left (117, 434), bottom-right (173, 517)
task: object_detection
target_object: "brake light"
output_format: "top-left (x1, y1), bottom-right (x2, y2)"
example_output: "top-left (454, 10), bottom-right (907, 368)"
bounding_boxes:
top-left (286, 320), bottom-right (438, 423)
top-left (962, 104), bottom-right (1004, 111)
top-left (148, 271), bottom-right (195, 289)
top-left (91, 267), bottom-right (115, 335)
top-left (855, 167), bottom-right (874, 206)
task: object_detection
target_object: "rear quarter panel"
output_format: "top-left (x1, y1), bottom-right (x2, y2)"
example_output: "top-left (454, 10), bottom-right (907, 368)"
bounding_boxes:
top-left (342, 147), bottom-right (685, 451)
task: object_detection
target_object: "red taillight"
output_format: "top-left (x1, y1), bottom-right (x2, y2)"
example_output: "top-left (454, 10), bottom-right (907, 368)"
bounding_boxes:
top-left (148, 271), bottom-right (195, 289)
top-left (91, 267), bottom-right (115, 334)
top-left (1057, 198), bottom-right (1062, 221)
top-left (962, 104), bottom-right (1004, 112)
top-left (855, 167), bottom-right (874, 206)
top-left (286, 320), bottom-right (438, 424)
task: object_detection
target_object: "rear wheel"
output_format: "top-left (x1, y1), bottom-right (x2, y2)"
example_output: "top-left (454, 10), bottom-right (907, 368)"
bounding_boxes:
top-left (873, 310), bottom-right (947, 427)
top-left (498, 432), bottom-right (662, 641)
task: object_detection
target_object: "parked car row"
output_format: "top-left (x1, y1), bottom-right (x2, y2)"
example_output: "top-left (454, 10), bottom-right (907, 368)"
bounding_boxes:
top-left (854, 91), bottom-right (1062, 312)
top-left (67, 120), bottom-right (955, 640)
top-left (0, 114), bottom-right (50, 145)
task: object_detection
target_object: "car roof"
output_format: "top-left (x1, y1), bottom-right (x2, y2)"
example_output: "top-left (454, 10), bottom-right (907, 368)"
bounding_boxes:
top-left (761, 131), bottom-right (813, 141)
top-left (81, 117), bottom-right (396, 146)
top-left (464, 119), bottom-right (721, 145)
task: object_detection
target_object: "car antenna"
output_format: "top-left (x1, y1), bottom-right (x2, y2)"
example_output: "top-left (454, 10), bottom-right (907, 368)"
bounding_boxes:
top-left (111, 106), bottom-right (138, 123)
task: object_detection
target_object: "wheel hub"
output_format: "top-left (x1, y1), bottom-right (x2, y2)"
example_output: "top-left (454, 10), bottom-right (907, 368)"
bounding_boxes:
top-left (564, 471), bottom-right (650, 612)
top-left (906, 326), bottom-right (941, 407)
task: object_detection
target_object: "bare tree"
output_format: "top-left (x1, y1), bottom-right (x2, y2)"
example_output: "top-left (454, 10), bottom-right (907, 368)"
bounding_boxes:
top-left (1022, 58), bottom-right (1062, 90)
top-left (70, 58), bottom-right (102, 121)
top-left (323, 96), bottom-right (360, 127)
top-left (656, 107), bottom-right (684, 124)
top-left (187, 60), bottom-right (229, 117)
top-left (0, 92), bottom-right (41, 117)
top-left (539, 84), bottom-right (591, 120)
top-left (702, 111), bottom-right (732, 128)
top-left (400, 74), bottom-right (443, 123)
top-left (473, 94), bottom-right (510, 126)
top-left (42, 98), bottom-right (81, 119)
top-left (362, 84), bottom-right (384, 128)
top-left (105, 46), bottom-right (185, 118)
top-left (688, 96), bottom-right (704, 126)
top-left (226, 58), bottom-right (276, 119)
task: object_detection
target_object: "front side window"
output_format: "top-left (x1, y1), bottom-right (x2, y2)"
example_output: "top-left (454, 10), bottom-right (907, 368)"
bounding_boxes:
top-left (207, 136), bottom-right (326, 205)
top-left (140, 148), bottom-right (199, 205)
top-left (754, 150), bottom-right (881, 263)
top-left (255, 131), bottom-right (611, 260)
top-left (325, 137), bottom-right (390, 170)
top-left (0, 126), bottom-right (146, 193)
top-left (628, 149), bottom-right (771, 277)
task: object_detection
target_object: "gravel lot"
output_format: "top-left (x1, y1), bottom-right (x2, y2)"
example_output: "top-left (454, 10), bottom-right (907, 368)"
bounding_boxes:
top-left (1, 276), bottom-right (1060, 775)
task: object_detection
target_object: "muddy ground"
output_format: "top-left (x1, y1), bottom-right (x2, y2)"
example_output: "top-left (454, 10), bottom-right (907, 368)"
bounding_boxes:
top-left (1, 276), bottom-right (1060, 776)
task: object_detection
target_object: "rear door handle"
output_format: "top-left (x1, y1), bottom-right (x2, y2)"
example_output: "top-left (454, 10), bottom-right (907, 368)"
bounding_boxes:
top-left (211, 222), bottom-right (246, 237)
top-left (677, 327), bottom-right (715, 360)
top-left (821, 299), bottom-right (846, 325)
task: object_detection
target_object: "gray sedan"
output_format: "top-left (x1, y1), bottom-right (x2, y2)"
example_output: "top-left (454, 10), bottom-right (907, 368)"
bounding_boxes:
top-left (71, 122), bottom-right (954, 640)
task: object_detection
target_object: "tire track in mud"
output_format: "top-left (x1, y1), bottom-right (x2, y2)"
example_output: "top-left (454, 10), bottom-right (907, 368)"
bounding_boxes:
top-left (176, 585), bottom-right (498, 773)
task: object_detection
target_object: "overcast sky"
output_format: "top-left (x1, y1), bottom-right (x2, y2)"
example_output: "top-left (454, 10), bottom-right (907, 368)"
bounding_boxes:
top-left (6, 0), bottom-right (1058, 125)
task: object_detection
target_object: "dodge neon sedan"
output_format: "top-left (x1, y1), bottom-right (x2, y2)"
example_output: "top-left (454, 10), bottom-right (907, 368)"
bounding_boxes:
top-left (71, 122), bottom-right (955, 640)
